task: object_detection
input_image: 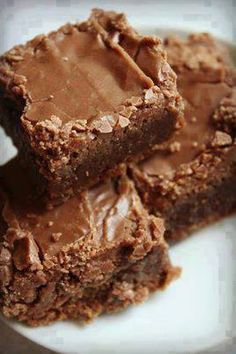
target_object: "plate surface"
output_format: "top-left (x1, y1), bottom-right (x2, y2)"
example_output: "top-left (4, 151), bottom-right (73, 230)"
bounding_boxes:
top-left (0, 1), bottom-right (236, 353)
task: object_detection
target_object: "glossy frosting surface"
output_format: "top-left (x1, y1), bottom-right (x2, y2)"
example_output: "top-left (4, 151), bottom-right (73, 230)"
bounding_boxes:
top-left (139, 34), bottom-right (235, 177)
top-left (0, 160), bottom-right (143, 257)
top-left (4, 24), bottom-right (153, 124)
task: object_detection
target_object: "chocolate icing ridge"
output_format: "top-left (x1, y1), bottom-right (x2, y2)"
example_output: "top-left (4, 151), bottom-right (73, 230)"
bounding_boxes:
top-left (0, 158), bottom-right (163, 259)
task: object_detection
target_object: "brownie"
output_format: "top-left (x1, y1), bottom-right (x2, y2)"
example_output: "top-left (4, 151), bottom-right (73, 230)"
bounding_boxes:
top-left (130, 34), bottom-right (236, 242)
top-left (0, 13), bottom-right (183, 205)
top-left (80, 9), bottom-right (174, 86)
top-left (0, 158), bottom-right (179, 326)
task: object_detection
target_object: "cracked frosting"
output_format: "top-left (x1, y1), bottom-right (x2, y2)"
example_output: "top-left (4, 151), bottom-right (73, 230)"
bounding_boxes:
top-left (129, 33), bottom-right (236, 242)
top-left (84, 9), bottom-right (177, 92)
top-left (0, 10), bottom-right (184, 201)
top-left (0, 158), bottom-right (178, 327)
top-left (138, 34), bottom-right (236, 177)
top-left (0, 21), bottom-right (156, 130)
top-left (0, 158), bottom-right (164, 259)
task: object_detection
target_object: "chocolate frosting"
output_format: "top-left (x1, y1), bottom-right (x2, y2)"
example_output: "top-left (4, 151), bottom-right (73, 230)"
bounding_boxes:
top-left (138, 34), bottom-right (236, 177)
top-left (0, 159), bottom-right (162, 258)
top-left (140, 81), bottom-right (231, 176)
top-left (85, 9), bottom-right (177, 92)
top-left (0, 22), bottom-right (154, 127)
top-left (0, 9), bottom-right (184, 205)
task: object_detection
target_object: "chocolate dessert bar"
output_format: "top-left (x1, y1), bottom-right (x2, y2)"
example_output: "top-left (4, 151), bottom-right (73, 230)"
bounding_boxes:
top-left (0, 14), bottom-right (183, 205)
top-left (130, 34), bottom-right (236, 241)
top-left (84, 9), bottom-right (177, 85)
top-left (0, 158), bottom-right (179, 326)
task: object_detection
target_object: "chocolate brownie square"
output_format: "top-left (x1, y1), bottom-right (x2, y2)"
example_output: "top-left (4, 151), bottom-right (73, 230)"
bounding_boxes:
top-left (0, 12), bottom-right (183, 205)
top-left (0, 158), bottom-right (179, 326)
top-left (130, 33), bottom-right (236, 241)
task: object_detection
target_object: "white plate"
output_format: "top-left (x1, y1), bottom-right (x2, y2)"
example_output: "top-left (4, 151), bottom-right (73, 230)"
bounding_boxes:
top-left (0, 1), bottom-right (236, 353)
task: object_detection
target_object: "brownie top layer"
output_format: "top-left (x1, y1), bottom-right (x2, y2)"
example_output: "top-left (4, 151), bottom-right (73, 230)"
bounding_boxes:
top-left (83, 9), bottom-right (178, 91)
top-left (0, 23), bottom-right (154, 122)
top-left (0, 159), bottom-right (164, 262)
top-left (137, 34), bottom-right (236, 177)
top-left (0, 13), bottom-right (181, 137)
top-left (164, 33), bottom-right (233, 81)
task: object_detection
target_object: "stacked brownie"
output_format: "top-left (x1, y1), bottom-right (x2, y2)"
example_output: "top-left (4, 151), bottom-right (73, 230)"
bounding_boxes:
top-left (131, 33), bottom-right (236, 241)
top-left (0, 9), bottom-right (235, 327)
top-left (85, 11), bottom-right (236, 241)
top-left (0, 159), bottom-right (180, 326)
top-left (0, 10), bottom-right (182, 326)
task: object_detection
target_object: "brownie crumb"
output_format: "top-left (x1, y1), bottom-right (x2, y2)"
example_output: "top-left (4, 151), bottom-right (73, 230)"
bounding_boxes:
top-left (212, 91), bottom-right (236, 134)
top-left (13, 237), bottom-right (41, 271)
top-left (47, 221), bottom-right (54, 227)
top-left (169, 141), bottom-right (181, 153)
top-left (118, 115), bottom-right (130, 128)
top-left (190, 116), bottom-right (197, 123)
top-left (192, 141), bottom-right (198, 148)
top-left (211, 131), bottom-right (233, 147)
top-left (144, 88), bottom-right (157, 103)
top-left (51, 232), bottom-right (62, 242)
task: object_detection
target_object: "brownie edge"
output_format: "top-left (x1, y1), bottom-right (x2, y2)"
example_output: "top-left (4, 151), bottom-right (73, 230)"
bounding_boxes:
top-left (0, 158), bottom-right (180, 326)
top-left (130, 33), bottom-right (236, 242)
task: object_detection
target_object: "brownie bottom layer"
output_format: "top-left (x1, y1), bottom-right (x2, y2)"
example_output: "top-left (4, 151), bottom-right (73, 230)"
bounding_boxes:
top-left (1, 246), bottom-right (179, 327)
top-left (164, 173), bottom-right (236, 242)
